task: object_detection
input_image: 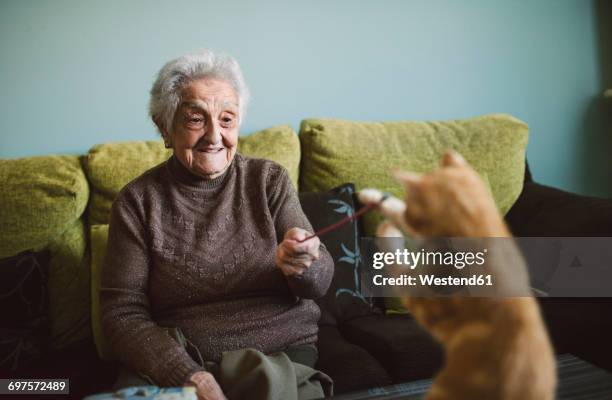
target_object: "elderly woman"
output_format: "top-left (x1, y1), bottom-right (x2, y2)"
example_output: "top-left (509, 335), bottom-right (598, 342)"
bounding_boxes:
top-left (100, 50), bottom-right (334, 400)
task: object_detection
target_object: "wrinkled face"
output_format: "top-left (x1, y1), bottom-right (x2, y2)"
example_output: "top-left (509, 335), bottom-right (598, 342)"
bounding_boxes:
top-left (166, 78), bottom-right (240, 179)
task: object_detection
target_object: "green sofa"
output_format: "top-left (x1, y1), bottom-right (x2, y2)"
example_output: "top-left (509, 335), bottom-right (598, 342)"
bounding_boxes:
top-left (2, 113), bottom-right (611, 397)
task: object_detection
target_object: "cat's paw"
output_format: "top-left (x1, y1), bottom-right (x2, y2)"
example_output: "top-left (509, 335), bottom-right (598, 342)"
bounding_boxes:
top-left (358, 189), bottom-right (414, 235)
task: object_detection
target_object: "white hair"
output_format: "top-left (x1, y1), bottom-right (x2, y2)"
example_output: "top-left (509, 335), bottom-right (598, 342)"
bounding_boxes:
top-left (149, 49), bottom-right (250, 135)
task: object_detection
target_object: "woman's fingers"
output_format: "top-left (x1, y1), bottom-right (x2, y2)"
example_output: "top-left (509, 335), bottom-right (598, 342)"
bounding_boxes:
top-left (278, 262), bottom-right (306, 277)
top-left (284, 227), bottom-right (308, 242)
top-left (281, 243), bottom-right (318, 265)
top-left (192, 372), bottom-right (227, 400)
top-left (276, 228), bottom-right (321, 277)
top-left (283, 228), bottom-right (320, 257)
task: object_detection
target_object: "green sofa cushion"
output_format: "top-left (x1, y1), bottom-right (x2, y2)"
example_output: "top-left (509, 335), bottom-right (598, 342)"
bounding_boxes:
top-left (85, 141), bottom-right (171, 226)
top-left (48, 218), bottom-right (90, 349)
top-left (299, 114), bottom-right (528, 236)
top-left (90, 224), bottom-right (112, 361)
top-left (238, 126), bottom-right (301, 187)
top-left (300, 114), bottom-right (528, 315)
top-left (0, 155), bottom-right (89, 258)
top-left (84, 125), bottom-right (300, 225)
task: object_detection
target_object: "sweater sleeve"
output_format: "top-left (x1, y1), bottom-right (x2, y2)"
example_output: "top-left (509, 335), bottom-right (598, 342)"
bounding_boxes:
top-left (100, 194), bottom-right (204, 387)
top-left (268, 166), bottom-right (334, 299)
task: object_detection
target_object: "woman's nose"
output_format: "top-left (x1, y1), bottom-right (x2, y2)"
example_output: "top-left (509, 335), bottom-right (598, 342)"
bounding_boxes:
top-left (203, 122), bottom-right (222, 144)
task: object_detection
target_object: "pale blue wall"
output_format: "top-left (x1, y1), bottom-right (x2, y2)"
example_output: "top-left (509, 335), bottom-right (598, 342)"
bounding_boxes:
top-left (1, 0), bottom-right (609, 196)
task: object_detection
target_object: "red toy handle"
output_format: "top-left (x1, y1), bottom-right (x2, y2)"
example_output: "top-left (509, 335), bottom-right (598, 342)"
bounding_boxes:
top-left (297, 196), bottom-right (387, 243)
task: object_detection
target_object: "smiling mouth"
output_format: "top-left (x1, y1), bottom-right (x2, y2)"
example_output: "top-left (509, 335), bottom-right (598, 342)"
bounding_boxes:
top-left (196, 148), bottom-right (224, 153)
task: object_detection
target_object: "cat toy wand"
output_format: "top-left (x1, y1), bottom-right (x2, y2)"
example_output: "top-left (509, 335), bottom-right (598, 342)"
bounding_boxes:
top-left (297, 195), bottom-right (389, 243)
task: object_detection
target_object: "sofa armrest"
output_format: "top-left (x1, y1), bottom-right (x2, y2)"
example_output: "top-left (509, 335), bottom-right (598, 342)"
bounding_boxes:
top-left (505, 181), bottom-right (612, 237)
top-left (538, 297), bottom-right (612, 372)
top-left (506, 181), bottom-right (612, 372)
top-left (316, 325), bottom-right (392, 394)
top-left (4, 339), bottom-right (116, 398)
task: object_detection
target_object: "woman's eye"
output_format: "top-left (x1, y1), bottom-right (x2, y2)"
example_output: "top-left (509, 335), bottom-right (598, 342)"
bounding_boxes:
top-left (220, 116), bottom-right (234, 126)
top-left (186, 117), bottom-right (204, 126)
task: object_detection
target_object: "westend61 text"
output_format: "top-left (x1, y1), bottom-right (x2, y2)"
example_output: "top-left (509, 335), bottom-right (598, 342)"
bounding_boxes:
top-left (373, 274), bottom-right (493, 286)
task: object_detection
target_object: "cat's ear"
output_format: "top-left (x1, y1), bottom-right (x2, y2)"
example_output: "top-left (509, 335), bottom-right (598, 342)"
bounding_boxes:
top-left (392, 170), bottom-right (422, 186)
top-left (392, 170), bottom-right (423, 199)
top-left (441, 150), bottom-right (467, 167)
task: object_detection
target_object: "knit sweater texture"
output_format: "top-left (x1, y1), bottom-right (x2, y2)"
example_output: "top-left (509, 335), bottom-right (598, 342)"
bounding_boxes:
top-left (100, 154), bottom-right (334, 387)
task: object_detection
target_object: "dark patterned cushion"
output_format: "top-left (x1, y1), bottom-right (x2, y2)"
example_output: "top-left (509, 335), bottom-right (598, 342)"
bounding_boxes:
top-left (299, 183), bottom-right (380, 326)
top-left (341, 314), bottom-right (444, 383)
top-left (0, 250), bottom-right (50, 372)
top-left (315, 325), bottom-right (392, 394)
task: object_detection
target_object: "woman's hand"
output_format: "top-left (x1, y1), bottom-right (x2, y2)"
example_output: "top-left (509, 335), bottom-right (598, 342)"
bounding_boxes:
top-left (276, 228), bottom-right (320, 277)
top-left (393, 150), bottom-right (509, 238)
top-left (187, 371), bottom-right (227, 400)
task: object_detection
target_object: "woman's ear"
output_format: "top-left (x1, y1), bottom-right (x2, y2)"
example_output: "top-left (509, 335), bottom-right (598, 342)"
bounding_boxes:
top-left (153, 117), bottom-right (172, 149)
top-left (162, 133), bottom-right (173, 149)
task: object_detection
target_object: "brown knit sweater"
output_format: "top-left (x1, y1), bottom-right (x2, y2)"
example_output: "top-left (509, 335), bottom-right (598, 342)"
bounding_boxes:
top-left (100, 153), bottom-right (334, 387)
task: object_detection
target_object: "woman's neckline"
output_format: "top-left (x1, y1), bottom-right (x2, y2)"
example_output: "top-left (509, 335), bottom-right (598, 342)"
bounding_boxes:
top-left (166, 153), bottom-right (237, 191)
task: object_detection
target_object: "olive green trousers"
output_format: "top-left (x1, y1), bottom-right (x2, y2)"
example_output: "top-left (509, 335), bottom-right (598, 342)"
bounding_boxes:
top-left (113, 328), bottom-right (333, 400)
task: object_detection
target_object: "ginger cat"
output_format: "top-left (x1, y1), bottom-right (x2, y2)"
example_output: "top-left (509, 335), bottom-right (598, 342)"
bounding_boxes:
top-left (359, 151), bottom-right (556, 400)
